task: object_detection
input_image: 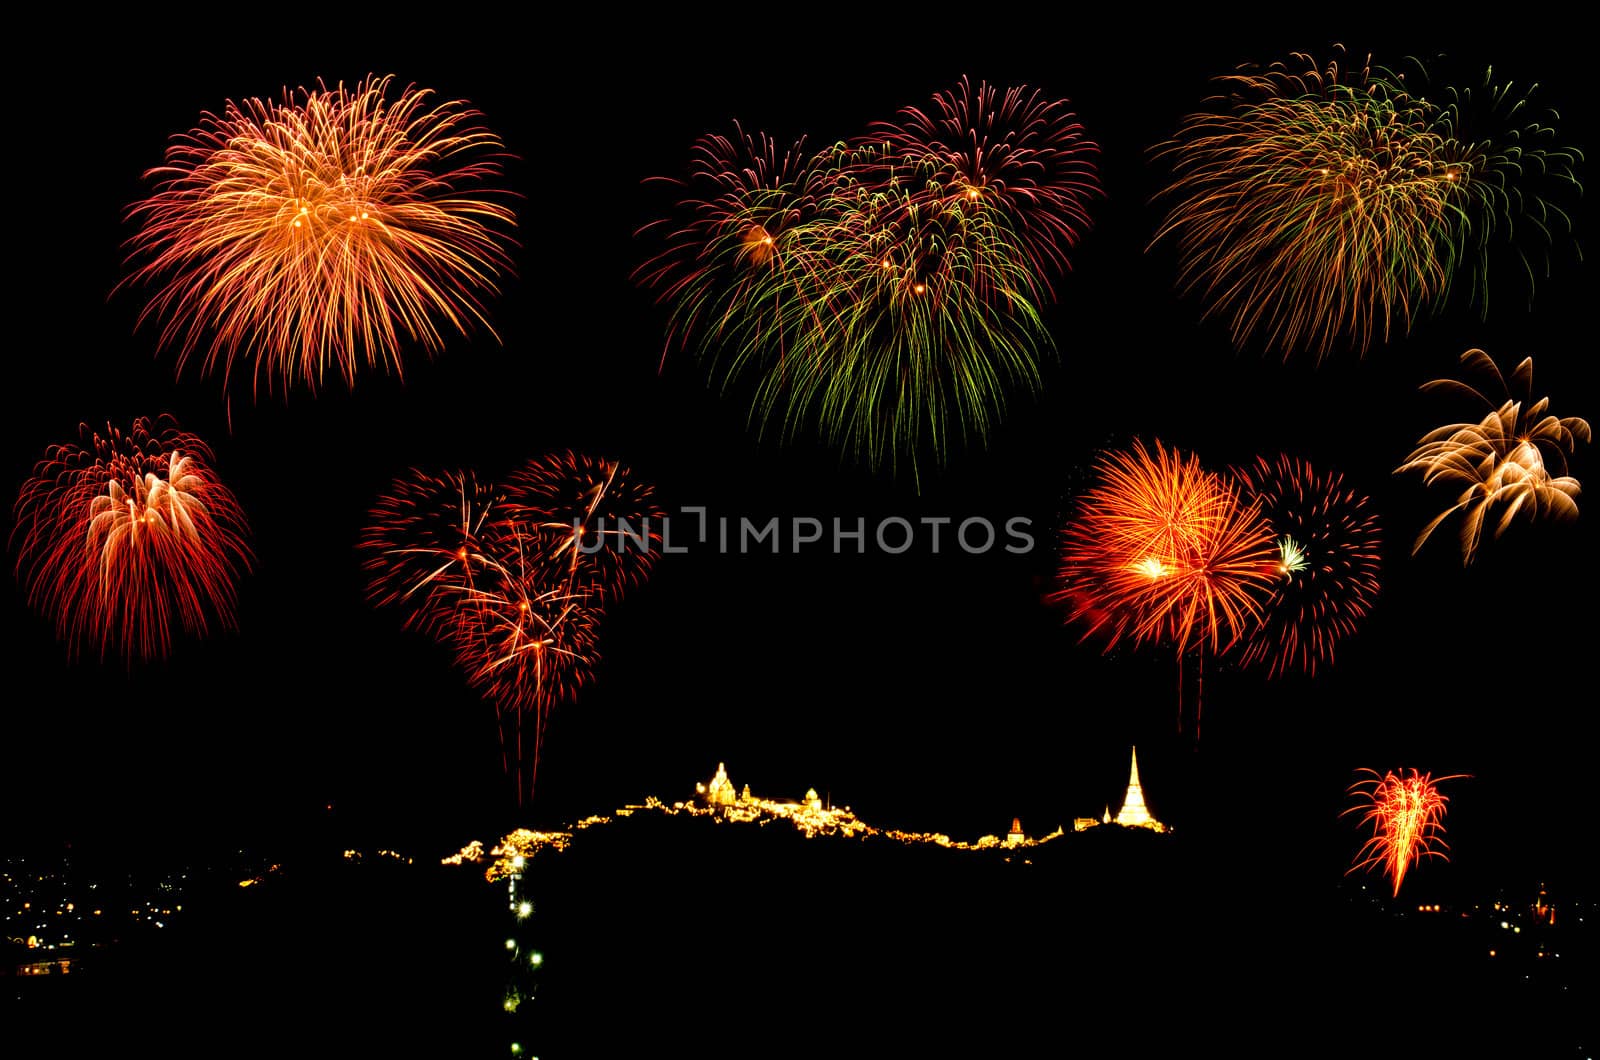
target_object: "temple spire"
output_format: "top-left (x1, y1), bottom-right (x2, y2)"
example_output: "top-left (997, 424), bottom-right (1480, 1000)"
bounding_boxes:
top-left (1113, 746), bottom-right (1166, 832)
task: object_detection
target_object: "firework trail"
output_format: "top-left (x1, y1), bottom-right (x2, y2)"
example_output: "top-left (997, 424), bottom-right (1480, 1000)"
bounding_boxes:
top-left (13, 416), bottom-right (252, 662)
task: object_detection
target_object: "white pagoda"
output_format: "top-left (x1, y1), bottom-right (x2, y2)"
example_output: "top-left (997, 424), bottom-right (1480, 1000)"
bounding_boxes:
top-left (1113, 747), bottom-right (1167, 833)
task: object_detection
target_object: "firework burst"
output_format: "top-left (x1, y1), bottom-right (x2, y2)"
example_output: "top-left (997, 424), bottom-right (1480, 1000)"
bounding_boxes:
top-left (1152, 51), bottom-right (1580, 355)
top-left (638, 81), bottom-right (1099, 480)
top-left (123, 74), bottom-right (517, 395)
top-left (1397, 348), bottom-right (1589, 563)
top-left (1346, 768), bottom-right (1464, 896)
top-left (1051, 440), bottom-right (1278, 654)
top-left (361, 456), bottom-right (657, 802)
top-left (12, 417), bottom-right (252, 662)
top-left (1233, 455), bottom-right (1381, 676)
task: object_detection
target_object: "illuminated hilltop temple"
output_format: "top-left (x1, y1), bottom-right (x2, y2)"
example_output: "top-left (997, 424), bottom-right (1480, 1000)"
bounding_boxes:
top-left (1072, 746), bottom-right (1168, 833)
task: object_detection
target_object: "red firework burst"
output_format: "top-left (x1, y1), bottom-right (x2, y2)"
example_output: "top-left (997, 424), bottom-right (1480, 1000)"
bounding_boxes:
top-left (360, 456), bottom-right (658, 802)
top-left (504, 452), bottom-right (665, 601)
top-left (358, 469), bottom-right (505, 641)
top-left (871, 76), bottom-right (1101, 291)
top-left (122, 74), bottom-right (517, 395)
top-left (1346, 768), bottom-right (1464, 896)
top-left (12, 416), bottom-right (252, 662)
top-left (1051, 440), bottom-right (1278, 654)
top-left (1233, 455), bottom-right (1381, 676)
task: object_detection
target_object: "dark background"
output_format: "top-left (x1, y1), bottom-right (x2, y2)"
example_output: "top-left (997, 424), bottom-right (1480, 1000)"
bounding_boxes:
top-left (4, 22), bottom-right (1593, 910)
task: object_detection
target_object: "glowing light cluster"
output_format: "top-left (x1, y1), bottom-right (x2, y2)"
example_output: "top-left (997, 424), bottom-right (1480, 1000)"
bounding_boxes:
top-left (361, 454), bottom-right (661, 801)
top-left (1398, 348), bottom-right (1588, 564)
top-left (637, 78), bottom-right (1100, 480)
top-left (122, 74), bottom-right (517, 395)
top-left (1153, 51), bottom-right (1581, 355)
top-left (1346, 768), bottom-right (1465, 896)
top-left (12, 416), bottom-right (252, 662)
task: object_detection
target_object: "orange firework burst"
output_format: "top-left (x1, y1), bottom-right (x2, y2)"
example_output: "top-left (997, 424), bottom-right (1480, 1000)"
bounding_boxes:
top-left (1346, 768), bottom-right (1465, 896)
top-left (1051, 440), bottom-right (1278, 654)
top-left (12, 416), bottom-right (252, 662)
top-left (1397, 349), bottom-right (1589, 564)
top-left (123, 74), bottom-right (517, 395)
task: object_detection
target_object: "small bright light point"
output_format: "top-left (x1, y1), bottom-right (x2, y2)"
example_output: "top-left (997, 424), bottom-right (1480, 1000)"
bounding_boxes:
top-left (511, 1046), bottom-right (522, 1056)
top-left (517, 901), bottom-right (532, 919)
top-left (505, 938), bottom-right (517, 950)
top-left (913, 283), bottom-right (926, 294)
top-left (528, 950), bottom-right (543, 967)
top-left (511, 855), bottom-right (525, 870)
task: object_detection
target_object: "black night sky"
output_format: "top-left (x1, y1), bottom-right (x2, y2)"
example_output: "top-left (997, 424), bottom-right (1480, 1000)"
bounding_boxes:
top-left (5, 19), bottom-right (1596, 1054)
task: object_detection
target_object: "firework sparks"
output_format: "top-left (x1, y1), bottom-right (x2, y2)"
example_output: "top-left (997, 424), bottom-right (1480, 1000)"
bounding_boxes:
top-left (12, 417), bottom-right (252, 662)
top-left (1051, 440), bottom-right (1277, 654)
top-left (1233, 455), bottom-right (1381, 676)
top-left (1152, 51), bottom-right (1580, 355)
top-left (1346, 768), bottom-right (1464, 896)
top-left (122, 74), bottom-right (517, 395)
top-left (637, 81), bottom-right (1099, 480)
top-left (1397, 348), bottom-right (1589, 563)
